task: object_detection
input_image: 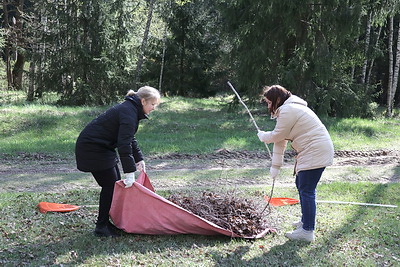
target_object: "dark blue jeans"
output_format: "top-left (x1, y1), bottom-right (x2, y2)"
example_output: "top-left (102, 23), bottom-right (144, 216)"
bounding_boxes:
top-left (295, 167), bottom-right (325, 231)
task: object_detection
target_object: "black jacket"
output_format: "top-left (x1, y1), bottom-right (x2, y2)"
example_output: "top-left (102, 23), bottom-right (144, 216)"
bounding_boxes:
top-left (75, 95), bottom-right (147, 173)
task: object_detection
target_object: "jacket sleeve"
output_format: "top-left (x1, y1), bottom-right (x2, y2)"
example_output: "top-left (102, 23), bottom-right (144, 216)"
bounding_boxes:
top-left (270, 107), bottom-right (298, 142)
top-left (261, 107), bottom-right (295, 168)
top-left (117, 109), bottom-right (138, 173)
top-left (258, 107), bottom-right (297, 144)
top-left (131, 138), bottom-right (144, 163)
top-left (272, 139), bottom-right (288, 168)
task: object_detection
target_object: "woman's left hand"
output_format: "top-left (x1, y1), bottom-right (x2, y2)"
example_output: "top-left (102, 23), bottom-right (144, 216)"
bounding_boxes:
top-left (270, 166), bottom-right (280, 179)
top-left (136, 160), bottom-right (146, 173)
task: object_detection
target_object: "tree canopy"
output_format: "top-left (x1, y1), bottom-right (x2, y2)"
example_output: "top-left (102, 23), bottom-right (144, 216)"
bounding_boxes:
top-left (1, 0), bottom-right (400, 117)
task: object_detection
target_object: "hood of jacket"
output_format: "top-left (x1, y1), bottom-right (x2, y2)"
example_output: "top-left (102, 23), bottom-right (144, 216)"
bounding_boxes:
top-left (283, 95), bottom-right (307, 106)
top-left (125, 94), bottom-right (148, 120)
top-left (272, 95), bottom-right (307, 119)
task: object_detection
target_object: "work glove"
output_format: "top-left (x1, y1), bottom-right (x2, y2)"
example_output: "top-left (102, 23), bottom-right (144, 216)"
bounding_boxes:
top-left (123, 172), bottom-right (135, 188)
top-left (136, 160), bottom-right (146, 173)
top-left (270, 166), bottom-right (280, 179)
top-left (257, 130), bottom-right (271, 143)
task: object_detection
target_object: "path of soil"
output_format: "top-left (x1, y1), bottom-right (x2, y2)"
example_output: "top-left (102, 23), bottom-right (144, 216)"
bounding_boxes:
top-left (150, 148), bottom-right (400, 167)
top-left (1, 149), bottom-right (399, 174)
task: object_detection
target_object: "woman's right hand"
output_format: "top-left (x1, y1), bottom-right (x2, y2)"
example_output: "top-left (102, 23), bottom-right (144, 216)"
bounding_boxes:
top-left (257, 130), bottom-right (271, 143)
top-left (123, 172), bottom-right (135, 188)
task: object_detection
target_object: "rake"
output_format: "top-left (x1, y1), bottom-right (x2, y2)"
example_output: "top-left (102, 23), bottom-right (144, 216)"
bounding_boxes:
top-left (227, 81), bottom-right (275, 213)
top-left (263, 197), bottom-right (398, 208)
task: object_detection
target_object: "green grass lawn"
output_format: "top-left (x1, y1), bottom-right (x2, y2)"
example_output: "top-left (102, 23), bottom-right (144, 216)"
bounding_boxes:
top-left (1, 95), bottom-right (400, 156)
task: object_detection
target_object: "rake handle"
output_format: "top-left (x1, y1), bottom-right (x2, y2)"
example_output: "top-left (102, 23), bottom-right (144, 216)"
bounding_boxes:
top-left (227, 81), bottom-right (275, 215)
top-left (227, 81), bottom-right (260, 131)
top-left (227, 81), bottom-right (272, 158)
top-left (316, 200), bottom-right (397, 208)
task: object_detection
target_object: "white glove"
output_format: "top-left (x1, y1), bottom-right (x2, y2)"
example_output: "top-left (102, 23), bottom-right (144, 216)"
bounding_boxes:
top-left (136, 160), bottom-right (146, 173)
top-left (123, 172), bottom-right (135, 188)
top-left (257, 131), bottom-right (271, 143)
top-left (270, 166), bottom-right (280, 179)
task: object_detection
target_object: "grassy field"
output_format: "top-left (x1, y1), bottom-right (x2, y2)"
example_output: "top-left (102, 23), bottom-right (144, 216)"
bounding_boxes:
top-left (1, 91), bottom-right (399, 266)
top-left (1, 93), bottom-right (400, 156)
top-left (1, 182), bottom-right (399, 266)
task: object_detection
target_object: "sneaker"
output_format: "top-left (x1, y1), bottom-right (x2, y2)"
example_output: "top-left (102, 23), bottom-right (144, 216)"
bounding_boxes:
top-left (285, 228), bottom-right (315, 242)
top-left (292, 220), bottom-right (303, 229)
top-left (94, 224), bottom-right (120, 237)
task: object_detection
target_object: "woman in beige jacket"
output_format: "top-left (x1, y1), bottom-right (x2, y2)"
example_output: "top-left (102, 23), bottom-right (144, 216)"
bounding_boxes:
top-left (257, 85), bottom-right (334, 242)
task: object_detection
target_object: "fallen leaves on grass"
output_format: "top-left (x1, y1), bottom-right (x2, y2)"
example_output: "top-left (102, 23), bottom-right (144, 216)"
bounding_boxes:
top-left (167, 191), bottom-right (269, 236)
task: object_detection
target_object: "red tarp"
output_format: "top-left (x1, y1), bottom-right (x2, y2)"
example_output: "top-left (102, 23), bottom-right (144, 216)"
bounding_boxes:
top-left (109, 172), bottom-right (273, 238)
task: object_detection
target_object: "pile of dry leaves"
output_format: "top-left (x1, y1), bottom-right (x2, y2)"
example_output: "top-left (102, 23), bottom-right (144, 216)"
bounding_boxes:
top-left (167, 191), bottom-right (269, 236)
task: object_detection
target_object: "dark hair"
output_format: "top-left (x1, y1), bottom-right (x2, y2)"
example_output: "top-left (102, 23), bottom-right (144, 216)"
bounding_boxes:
top-left (262, 85), bottom-right (292, 114)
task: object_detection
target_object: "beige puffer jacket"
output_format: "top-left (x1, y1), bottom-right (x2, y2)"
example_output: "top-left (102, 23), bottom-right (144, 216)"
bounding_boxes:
top-left (262, 95), bottom-right (334, 174)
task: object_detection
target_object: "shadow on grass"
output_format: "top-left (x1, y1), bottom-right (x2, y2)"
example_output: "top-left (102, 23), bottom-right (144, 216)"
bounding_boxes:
top-left (2, 176), bottom-right (398, 265)
top-left (0, 172), bottom-right (96, 193)
top-left (210, 241), bottom-right (308, 266)
top-left (3, 229), bottom-right (231, 266)
top-left (209, 182), bottom-right (399, 266)
top-left (299, 182), bottom-right (398, 265)
top-left (0, 190), bottom-right (246, 266)
top-left (390, 166), bottom-right (400, 183)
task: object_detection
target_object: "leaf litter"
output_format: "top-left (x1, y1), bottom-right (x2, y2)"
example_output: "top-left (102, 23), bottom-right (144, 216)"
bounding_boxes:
top-left (167, 191), bottom-right (270, 236)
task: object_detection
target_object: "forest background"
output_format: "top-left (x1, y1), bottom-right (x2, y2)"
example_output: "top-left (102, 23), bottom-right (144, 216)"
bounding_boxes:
top-left (1, 0), bottom-right (400, 118)
top-left (1, 2), bottom-right (400, 265)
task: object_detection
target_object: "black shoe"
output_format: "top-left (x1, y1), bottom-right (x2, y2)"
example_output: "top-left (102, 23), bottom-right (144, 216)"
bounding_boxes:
top-left (108, 221), bottom-right (120, 232)
top-left (94, 224), bottom-right (120, 237)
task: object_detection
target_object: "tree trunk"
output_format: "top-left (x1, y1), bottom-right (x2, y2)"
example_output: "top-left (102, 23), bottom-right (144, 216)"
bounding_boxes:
top-left (27, 61), bottom-right (35, 101)
top-left (11, 0), bottom-right (25, 91)
top-left (361, 10), bottom-right (372, 84)
top-left (135, 0), bottom-right (155, 87)
top-left (159, 25), bottom-right (167, 94)
top-left (391, 19), bottom-right (400, 111)
top-left (387, 17), bottom-right (394, 117)
top-left (12, 52), bottom-right (25, 90)
top-left (178, 14), bottom-right (186, 96)
top-left (366, 26), bottom-right (382, 86)
top-left (3, 0), bottom-right (13, 90)
top-left (4, 45), bottom-right (13, 90)
top-left (179, 32), bottom-right (185, 96)
top-left (387, 17), bottom-right (400, 117)
top-left (36, 10), bottom-right (47, 99)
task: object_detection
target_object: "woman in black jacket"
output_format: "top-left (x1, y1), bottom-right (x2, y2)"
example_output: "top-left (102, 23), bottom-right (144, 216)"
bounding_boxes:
top-left (75, 86), bottom-right (161, 237)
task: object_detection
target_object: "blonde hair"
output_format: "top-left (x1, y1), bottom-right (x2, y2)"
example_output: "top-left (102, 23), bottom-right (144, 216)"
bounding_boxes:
top-left (126, 86), bottom-right (161, 103)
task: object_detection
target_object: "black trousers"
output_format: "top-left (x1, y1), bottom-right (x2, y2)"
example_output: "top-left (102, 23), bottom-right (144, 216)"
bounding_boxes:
top-left (91, 165), bottom-right (121, 226)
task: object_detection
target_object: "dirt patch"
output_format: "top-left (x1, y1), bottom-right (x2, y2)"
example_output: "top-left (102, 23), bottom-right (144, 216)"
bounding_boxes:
top-left (1, 149), bottom-right (399, 175)
top-left (0, 149), bottom-right (399, 193)
top-left (151, 148), bottom-right (400, 167)
top-left (333, 149), bottom-right (400, 166)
